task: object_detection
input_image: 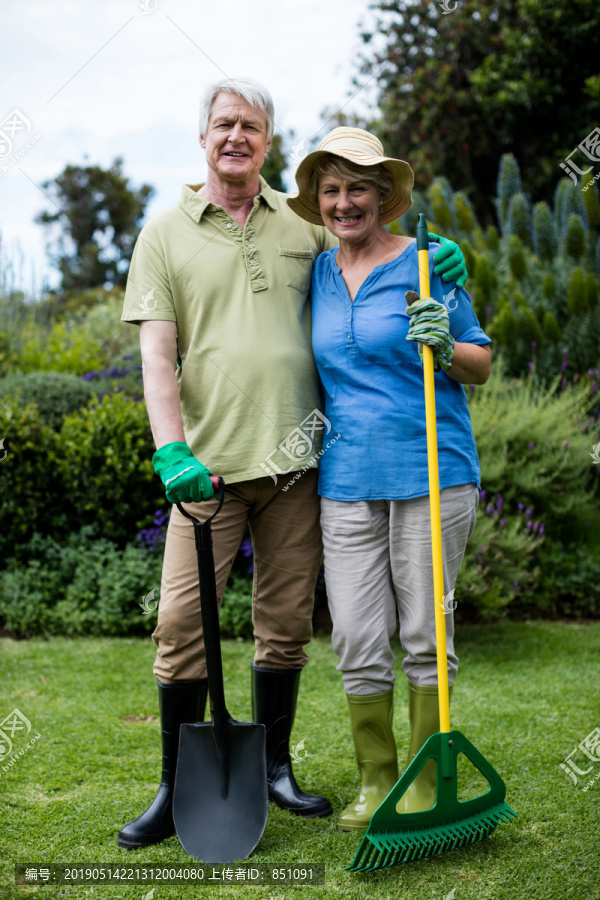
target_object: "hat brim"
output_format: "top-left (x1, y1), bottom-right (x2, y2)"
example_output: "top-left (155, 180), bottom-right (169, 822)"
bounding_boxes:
top-left (286, 148), bottom-right (414, 226)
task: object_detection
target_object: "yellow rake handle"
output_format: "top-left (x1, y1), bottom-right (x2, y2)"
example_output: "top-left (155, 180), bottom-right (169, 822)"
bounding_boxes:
top-left (417, 235), bottom-right (451, 734)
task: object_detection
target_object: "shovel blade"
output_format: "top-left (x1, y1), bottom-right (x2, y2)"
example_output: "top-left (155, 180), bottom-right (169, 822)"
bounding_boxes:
top-left (173, 721), bottom-right (268, 863)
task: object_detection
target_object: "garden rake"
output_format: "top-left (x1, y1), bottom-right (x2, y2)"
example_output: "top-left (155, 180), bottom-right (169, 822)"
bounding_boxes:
top-left (348, 214), bottom-right (517, 872)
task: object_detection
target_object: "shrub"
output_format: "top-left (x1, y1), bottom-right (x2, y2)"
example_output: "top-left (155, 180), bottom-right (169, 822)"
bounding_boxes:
top-left (469, 368), bottom-right (599, 542)
top-left (0, 528), bottom-right (163, 637)
top-left (497, 153), bottom-right (523, 232)
top-left (219, 573), bottom-right (253, 639)
top-left (0, 370), bottom-right (96, 430)
top-left (506, 193), bottom-right (532, 247)
top-left (457, 495), bottom-right (543, 620)
top-left (0, 397), bottom-right (62, 559)
top-left (533, 201), bottom-right (558, 262)
top-left (562, 214), bottom-right (586, 261)
top-left (56, 392), bottom-right (163, 546)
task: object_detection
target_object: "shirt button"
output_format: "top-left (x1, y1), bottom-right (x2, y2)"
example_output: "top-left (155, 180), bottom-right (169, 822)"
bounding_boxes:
top-left (250, 259), bottom-right (256, 265)
top-left (226, 223), bottom-right (232, 228)
top-left (347, 334), bottom-right (351, 338)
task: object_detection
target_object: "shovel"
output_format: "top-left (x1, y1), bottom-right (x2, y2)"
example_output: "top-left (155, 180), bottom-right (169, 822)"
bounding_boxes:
top-left (173, 477), bottom-right (268, 863)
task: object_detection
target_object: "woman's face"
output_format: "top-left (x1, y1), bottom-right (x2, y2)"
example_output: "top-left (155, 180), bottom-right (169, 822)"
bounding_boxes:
top-left (317, 173), bottom-right (382, 244)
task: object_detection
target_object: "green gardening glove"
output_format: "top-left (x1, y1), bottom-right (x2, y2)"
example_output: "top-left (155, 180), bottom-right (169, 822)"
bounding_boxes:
top-left (152, 441), bottom-right (215, 503)
top-left (428, 232), bottom-right (468, 288)
top-left (405, 290), bottom-right (455, 372)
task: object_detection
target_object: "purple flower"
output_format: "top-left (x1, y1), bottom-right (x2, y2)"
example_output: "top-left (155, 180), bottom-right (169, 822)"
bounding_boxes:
top-left (513, 581), bottom-right (519, 591)
top-left (528, 362), bottom-right (534, 374)
top-left (528, 442), bottom-right (535, 451)
top-left (496, 494), bottom-right (504, 513)
top-left (525, 508), bottom-right (532, 518)
top-left (479, 489), bottom-right (486, 501)
top-left (518, 502), bottom-right (524, 513)
top-left (82, 371), bottom-right (100, 381)
top-left (486, 306), bottom-right (492, 319)
top-left (122, 353), bottom-right (134, 360)
top-left (153, 509), bottom-right (170, 527)
top-left (531, 341), bottom-right (537, 351)
top-left (539, 523), bottom-right (545, 536)
top-left (563, 348), bottom-right (568, 359)
top-left (563, 440), bottom-right (569, 450)
top-left (239, 537), bottom-right (253, 558)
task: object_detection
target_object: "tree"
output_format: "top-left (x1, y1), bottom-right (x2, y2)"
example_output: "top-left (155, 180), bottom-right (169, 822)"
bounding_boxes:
top-left (340, 0), bottom-right (600, 222)
top-left (36, 158), bottom-right (154, 292)
top-left (261, 133), bottom-right (288, 192)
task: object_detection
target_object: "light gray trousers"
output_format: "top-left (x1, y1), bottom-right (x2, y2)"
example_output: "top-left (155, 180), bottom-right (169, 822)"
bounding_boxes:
top-left (320, 483), bottom-right (479, 695)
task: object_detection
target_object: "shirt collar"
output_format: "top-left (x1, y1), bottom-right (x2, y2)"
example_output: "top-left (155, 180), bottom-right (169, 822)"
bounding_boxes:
top-left (179, 175), bottom-right (277, 223)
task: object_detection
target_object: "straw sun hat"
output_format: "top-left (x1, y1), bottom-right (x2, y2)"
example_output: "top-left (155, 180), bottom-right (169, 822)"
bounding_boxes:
top-left (287, 127), bottom-right (414, 226)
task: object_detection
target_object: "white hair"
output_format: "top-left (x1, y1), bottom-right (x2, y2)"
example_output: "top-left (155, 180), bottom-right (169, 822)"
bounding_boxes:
top-left (199, 77), bottom-right (274, 141)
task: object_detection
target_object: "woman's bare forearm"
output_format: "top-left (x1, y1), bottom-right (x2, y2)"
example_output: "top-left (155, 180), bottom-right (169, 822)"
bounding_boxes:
top-left (445, 343), bottom-right (492, 385)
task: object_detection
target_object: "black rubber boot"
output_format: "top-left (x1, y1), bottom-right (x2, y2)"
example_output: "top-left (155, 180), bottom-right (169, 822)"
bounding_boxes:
top-left (117, 678), bottom-right (208, 849)
top-left (251, 662), bottom-right (333, 818)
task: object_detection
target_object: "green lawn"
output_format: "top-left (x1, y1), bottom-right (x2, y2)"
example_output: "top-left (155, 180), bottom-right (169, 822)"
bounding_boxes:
top-left (1, 623), bottom-right (599, 900)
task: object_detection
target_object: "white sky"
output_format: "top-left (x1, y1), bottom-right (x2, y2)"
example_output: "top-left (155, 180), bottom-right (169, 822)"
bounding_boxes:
top-left (0, 0), bottom-right (376, 294)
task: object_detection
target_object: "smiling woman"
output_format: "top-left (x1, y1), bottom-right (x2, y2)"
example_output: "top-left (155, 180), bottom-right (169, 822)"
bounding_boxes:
top-left (287, 126), bottom-right (492, 833)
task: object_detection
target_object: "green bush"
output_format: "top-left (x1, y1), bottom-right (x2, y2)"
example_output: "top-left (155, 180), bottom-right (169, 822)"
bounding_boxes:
top-left (0, 397), bottom-right (63, 558)
top-left (0, 370), bottom-right (96, 430)
top-left (535, 543), bottom-right (600, 618)
top-left (497, 153), bottom-right (523, 232)
top-left (506, 192), bottom-right (532, 247)
top-left (469, 368), bottom-right (599, 543)
top-left (219, 573), bottom-right (253, 639)
top-left (532, 201), bottom-right (557, 262)
top-left (11, 294), bottom-right (134, 375)
top-left (56, 392), bottom-right (163, 546)
top-left (0, 528), bottom-right (163, 637)
top-left (457, 496), bottom-right (543, 619)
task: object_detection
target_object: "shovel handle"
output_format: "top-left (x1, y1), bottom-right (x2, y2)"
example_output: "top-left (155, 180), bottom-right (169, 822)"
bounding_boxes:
top-left (176, 478), bottom-right (229, 727)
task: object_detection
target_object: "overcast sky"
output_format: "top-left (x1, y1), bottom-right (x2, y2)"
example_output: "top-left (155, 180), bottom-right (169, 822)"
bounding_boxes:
top-left (0, 0), bottom-right (377, 294)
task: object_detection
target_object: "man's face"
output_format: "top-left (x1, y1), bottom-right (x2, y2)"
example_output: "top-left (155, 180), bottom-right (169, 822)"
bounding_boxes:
top-left (200, 92), bottom-right (272, 185)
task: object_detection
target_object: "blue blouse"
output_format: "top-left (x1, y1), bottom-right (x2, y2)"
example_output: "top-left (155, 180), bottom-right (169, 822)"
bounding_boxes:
top-left (311, 241), bottom-right (491, 500)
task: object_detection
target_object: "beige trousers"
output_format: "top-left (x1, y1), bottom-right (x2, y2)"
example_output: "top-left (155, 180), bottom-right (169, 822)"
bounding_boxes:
top-left (320, 483), bottom-right (479, 695)
top-left (152, 470), bottom-right (322, 683)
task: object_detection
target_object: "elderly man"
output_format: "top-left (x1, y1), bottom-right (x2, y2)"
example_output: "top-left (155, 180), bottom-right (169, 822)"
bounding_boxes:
top-left (118, 76), bottom-right (467, 849)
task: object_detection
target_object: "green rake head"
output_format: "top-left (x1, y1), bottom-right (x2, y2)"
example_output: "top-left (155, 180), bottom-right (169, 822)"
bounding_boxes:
top-left (348, 730), bottom-right (517, 872)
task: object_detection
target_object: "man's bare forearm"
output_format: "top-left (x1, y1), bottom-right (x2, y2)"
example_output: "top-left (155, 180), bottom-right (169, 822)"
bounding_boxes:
top-left (143, 358), bottom-right (186, 449)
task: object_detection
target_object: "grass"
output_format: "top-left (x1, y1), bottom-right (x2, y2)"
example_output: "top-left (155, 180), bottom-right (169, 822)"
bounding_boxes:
top-left (1, 622), bottom-right (600, 900)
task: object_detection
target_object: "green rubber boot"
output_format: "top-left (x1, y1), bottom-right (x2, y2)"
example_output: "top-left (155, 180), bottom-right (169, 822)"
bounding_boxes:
top-left (396, 682), bottom-right (452, 814)
top-left (338, 689), bottom-right (398, 832)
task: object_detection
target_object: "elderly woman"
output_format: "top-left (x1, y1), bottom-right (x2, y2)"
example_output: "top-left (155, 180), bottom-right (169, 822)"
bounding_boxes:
top-left (287, 127), bottom-right (491, 831)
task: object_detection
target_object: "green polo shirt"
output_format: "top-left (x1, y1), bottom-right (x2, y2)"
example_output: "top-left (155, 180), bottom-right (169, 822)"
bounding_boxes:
top-left (122, 177), bottom-right (335, 483)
